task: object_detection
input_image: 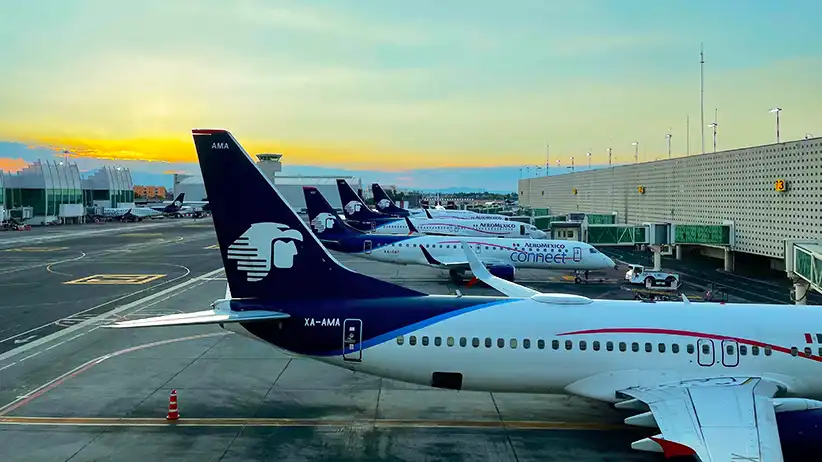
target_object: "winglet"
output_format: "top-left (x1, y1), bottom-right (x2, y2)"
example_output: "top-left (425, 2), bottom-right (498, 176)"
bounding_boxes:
top-left (419, 246), bottom-right (442, 265)
top-left (423, 208), bottom-right (433, 219)
top-left (681, 293), bottom-right (690, 304)
top-left (404, 216), bottom-right (419, 235)
top-left (462, 245), bottom-right (540, 298)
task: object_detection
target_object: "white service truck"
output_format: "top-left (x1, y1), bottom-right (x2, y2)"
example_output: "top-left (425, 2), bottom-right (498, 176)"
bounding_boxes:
top-left (625, 264), bottom-right (680, 290)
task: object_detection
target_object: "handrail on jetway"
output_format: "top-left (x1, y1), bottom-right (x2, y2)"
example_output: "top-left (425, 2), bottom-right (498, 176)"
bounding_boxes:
top-left (785, 240), bottom-right (822, 296)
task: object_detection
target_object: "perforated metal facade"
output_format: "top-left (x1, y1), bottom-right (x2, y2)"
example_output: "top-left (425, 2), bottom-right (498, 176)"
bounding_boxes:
top-left (519, 137), bottom-right (822, 259)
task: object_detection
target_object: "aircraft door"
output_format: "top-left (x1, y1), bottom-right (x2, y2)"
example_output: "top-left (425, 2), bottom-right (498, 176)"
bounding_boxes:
top-left (370, 222), bottom-right (376, 232)
top-left (364, 240), bottom-right (372, 254)
top-left (697, 339), bottom-right (715, 366)
top-left (721, 340), bottom-right (739, 367)
top-left (343, 319), bottom-right (363, 362)
top-left (475, 243), bottom-right (482, 255)
top-left (520, 224), bottom-right (526, 236)
top-left (573, 247), bottom-right (582, 263)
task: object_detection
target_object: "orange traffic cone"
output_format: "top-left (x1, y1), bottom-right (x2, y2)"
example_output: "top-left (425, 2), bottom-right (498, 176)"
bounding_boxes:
top-left (167, 389), bottom-right (179, 420)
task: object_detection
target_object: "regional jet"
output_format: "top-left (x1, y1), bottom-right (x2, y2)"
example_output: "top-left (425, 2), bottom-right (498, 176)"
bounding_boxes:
top-left (305, 186), bottom-right (609, 281)
top-left (372, 182), bottom-right (509, 221)
top-left (111, 129), bottom-right (822, 462)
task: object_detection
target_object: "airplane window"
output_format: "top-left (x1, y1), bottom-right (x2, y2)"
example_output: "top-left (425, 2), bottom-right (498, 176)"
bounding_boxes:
top-left (701, 344), bottom-right (710, 354)
top-left (752, 345), bottom-right (760, 356)
top-left (510, 339), bottom-right (518, 349)
top-left (485, 246), bottom-right (489, 250)
top-left (396, 336), bottom-right (404, 345)
top-left (726, 344), bottom-right (735, 355)
top-left (819, 347), bottom-right (822, 357)
top-left (413, 244), bottom-right (417, 247)
top-left (422, 336), bottom-right (429, 346)
top-left (672, 344), bottom-right (680, 354)
top-left (434, 337), bottom-right (442, 347)
top-left (658, 343), bottom-right (666, 353)
top-left (592, 341), bottom-right (600, 351)
top-left (645, 343), bottom-right (652, 353)
top-left (523, 339), bottom-right (531, 349)
top-left (472, 337), bottom-right (479, 348)
top-left (804, 347), bottom-right (812, 356)
top-left (632, 342), bottom-right (639, 352)
top-left (485, 338), bottom-right (492, 348)
top-left (619, 342), bottom-right (627, 352)
top-left (497, 338), bottom-right (505, 348)
top-left (446, 337), bottom-right (454, 347)
top-left (739, 345), bottom-right (747, 355)
top-left (565, 340), bottom-right (573, 350)
top-left (551, 340), bottom-right (559, 350)
top-left (537, 339), bottom-right (545, 349)
top-left (606, 341), bottom-right (614, 351)
top-left (460, 337), bottom-right (467, 347)
top-left (579, 341), bottom-right (587, 351)
top-left (687, 344), bottom-right (695, 354)
top-left (817, 334), bottom-right (822, 344)
top-left (790, 347), bottom-right (798, 357)
top-left (765, 347), bottom-right (772, 356)
top-left (410, 336), bottom-right (417, 346)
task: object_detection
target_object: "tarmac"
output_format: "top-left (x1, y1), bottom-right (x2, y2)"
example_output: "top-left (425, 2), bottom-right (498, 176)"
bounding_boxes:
top-left (0, 218), bottom-right (667, 461)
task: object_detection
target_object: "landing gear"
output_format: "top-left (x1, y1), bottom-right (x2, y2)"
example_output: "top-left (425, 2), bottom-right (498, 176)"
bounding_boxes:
top-left (449, 269), bottom-right (464, 285)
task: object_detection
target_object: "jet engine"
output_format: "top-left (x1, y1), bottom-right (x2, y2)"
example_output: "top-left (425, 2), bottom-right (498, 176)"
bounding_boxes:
top-left (776, 405), bottom-right (822, 460)
top-left (487, 265), bottom-right (515, 281)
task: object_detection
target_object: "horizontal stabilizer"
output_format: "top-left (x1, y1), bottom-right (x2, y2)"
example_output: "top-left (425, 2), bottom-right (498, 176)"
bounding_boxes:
top-left (105, 308), bottom-right (290, 329)
top-left (462, 245), bottom-right (539, 298)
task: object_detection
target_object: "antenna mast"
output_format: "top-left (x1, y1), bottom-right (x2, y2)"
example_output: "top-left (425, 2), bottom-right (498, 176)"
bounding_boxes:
top-left (700, 43), bottom-right (705, 154)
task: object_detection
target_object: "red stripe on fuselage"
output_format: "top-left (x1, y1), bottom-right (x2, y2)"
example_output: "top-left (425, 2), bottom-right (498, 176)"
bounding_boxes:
top-left (423, 223), bottom-right (508, 236)
top-left (806, 333), bottom-right (813, 344)
top-left (557, 327), bottom-right (822, 362)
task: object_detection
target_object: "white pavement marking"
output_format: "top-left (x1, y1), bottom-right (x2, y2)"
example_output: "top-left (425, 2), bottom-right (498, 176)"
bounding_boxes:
top-left (0, 267), bottom-right (226, 362)
top-left (0, 220), bottom-right (191, 248)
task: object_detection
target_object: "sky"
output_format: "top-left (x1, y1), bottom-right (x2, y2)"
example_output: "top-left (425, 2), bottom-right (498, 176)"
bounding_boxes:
top-left (1, 0), bottom-right (820, 191)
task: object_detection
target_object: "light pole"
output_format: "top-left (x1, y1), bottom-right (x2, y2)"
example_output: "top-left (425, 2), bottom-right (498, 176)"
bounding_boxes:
top-left (586, 152), bottom-right (591, 170)
top-left (665, 133), bottom-right (672, 159)
top-left (556, 159), bottom-right (561, 170)
top-left (607, 147), bottom-right (612, 167)
top-left (769, 107), bottom-right (782, 143)
top-left (519, 168), bottom-right (523, 179)
top-left (569, 156), bottom-right (575, 172)
top-left (631, 141), bottom-right (639, 163)
top-left (708, 122), bottom-right (718, 152)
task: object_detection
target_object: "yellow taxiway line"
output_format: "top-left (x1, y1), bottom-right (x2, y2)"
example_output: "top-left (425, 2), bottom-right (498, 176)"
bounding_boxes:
top-left (0, 416), bottom-right (626, 431)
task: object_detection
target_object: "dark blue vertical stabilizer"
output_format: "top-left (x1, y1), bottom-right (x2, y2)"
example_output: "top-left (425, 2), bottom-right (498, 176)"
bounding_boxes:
top-left (303, 186), bottom-right (362, 239)
top-left (192, 129), bottom-right (424, 301)
top-left (372, 183), bottom-right (410, 217)
top-left (336, 179), bottom-right (393, 222)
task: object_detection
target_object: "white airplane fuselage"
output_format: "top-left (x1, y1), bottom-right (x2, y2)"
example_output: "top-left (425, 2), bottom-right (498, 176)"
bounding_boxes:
top-left (228, 298), bottom-right (822, 401)
top-left (371, 217), bottom-right (546, 239)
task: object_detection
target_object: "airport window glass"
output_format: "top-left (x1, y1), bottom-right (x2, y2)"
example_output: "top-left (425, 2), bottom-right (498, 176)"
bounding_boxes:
top-left (579, 341), bottom-right (587, 351)
top-left (632, 342), bottom-right (639, 352)
top-left (460, 337), bottom-right (467, 347)
top-left (523, 339), bottom-right (531, 349)
top-left (593, 341), bottom-right (600, 351)
top-left (537, 339), bottom-right (545, 349)
top-left (565, 340), bottom-right (573, 350)
top-left (687, 344), bottom-right (695, 354)
top-left (805, 347), bottom-right (812, 356)
top-left (446, 337), bottom-right (454, 347)
top-left (765, 347), bottom-right (772, 356)
top-left (672, 344), bottom-right (680, 354)
top-left (396, 336), bottom-right (404, 345)
top-left (472, 337), bottom-right (479, 348)
top-left (510, 339), bottom-right (517, 349)
top-left (422, 336), bottom-right (429, 346)
top-left (409, 336), bottom-right (417, 346)
top-left (645, 343), bottom-right (652, 353)
top-left (434, 337), bottom-right (442, 347)
top-left (497, 338), bottom-right (505, 348)
top-left (485, 338), bottom-right (492, 348)
top-left (658, 343), bottom-right (666, 353)
top-left (551, 340), bottom-right (559, 350)
top-left (606, 341), bottom-right (614, 351)
top-left (619, 342), bottom-right (627, 352)
top-left (752, 346), bottom-right (760, 356)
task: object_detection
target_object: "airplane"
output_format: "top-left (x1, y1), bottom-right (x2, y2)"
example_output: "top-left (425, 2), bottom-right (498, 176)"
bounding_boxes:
top-left (338, 181), bottom-right (545, 239)
top-left (100, 207), bottom-right (162, 221)
top-left (372, 182), bottom-right (509, 221)
top-left (305, 186), bottom-right (611, 282)
top-left (110, 128), bottom-right (822, 462)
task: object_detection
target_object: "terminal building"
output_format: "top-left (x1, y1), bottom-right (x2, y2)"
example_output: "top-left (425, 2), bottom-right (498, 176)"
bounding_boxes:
top-left (517, 136), bottom-right (822, 298)
top-left (173, 153), bottom-right (362, 213)
top-left (1, 160), bottom-right (134, 225)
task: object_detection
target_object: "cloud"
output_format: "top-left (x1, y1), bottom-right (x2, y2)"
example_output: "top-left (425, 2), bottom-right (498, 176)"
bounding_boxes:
top-left (0, 157), bottom-right (28, 173)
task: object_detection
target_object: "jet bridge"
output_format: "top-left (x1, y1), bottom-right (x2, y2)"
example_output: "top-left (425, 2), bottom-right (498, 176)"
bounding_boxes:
top-left (785, 241), bottom-right (822, 304)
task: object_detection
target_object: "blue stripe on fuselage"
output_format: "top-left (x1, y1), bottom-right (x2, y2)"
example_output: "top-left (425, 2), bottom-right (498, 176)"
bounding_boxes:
top-left (239, 296), bottom-right (516, 357)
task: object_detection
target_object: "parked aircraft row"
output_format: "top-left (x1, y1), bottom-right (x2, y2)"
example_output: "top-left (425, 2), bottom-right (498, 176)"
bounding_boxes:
top-left (100, 193), bottom-right (207, 221)
top-left (305, 186), bottom-right (614, 282)
top-left (334, 180), bottom-right (547, 239)
top-left (369, 182), bottom-right (509, 221)
top-left (112, 129), bottom-right (822, 462)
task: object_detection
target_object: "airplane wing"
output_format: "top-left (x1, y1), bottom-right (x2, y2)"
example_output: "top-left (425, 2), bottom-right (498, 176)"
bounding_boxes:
top-left (621, 377), bottom-right (784, 461)
top-left (460, 245), bottom-right (540, 298)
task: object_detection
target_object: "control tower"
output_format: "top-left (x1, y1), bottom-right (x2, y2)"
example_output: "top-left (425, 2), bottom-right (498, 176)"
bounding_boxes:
top-left (256, 153), bottom-right (283, 182)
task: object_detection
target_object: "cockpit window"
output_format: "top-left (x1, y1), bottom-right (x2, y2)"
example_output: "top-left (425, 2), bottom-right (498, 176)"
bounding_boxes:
top-left (589, 248), bottom-right (598, 254)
